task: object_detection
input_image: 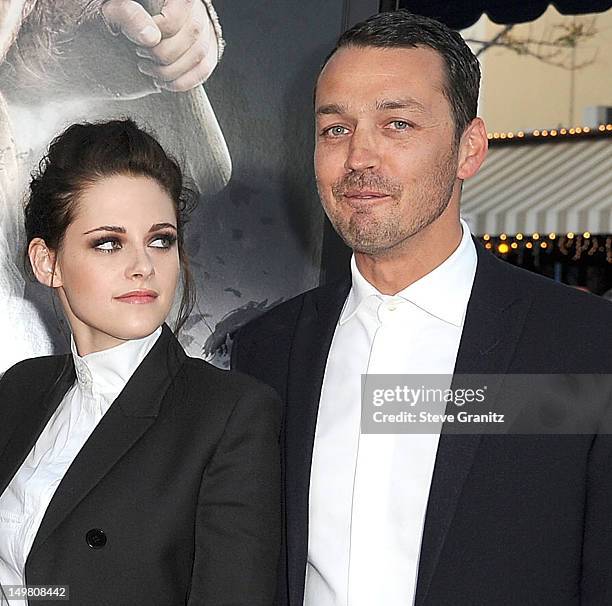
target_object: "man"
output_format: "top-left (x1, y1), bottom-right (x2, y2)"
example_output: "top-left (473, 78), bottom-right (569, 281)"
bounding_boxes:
top-left (233, 10), bottom-right (612, 605)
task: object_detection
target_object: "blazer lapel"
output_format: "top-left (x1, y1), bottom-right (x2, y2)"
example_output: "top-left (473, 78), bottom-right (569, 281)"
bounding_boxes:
top-left (28, 324), bottom-right (186, 558)
top-left (285, 278), bottom-right (351, 606)
top-left (0, 356), bottom-right (75, 497)
top-left (415, 241), bottom-right (533, 606)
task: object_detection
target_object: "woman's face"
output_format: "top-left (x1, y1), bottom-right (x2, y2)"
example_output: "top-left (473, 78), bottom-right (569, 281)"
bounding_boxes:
top-left (44, 174), bottom-right (180, 355)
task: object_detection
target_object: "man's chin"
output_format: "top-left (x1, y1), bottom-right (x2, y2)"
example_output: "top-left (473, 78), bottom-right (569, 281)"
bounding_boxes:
top-left (341, 231), bottom-right (398, 256)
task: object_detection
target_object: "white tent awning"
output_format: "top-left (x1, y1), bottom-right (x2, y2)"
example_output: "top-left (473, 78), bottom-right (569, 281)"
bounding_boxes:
top-left (462, 138), bottom-right (612, 235)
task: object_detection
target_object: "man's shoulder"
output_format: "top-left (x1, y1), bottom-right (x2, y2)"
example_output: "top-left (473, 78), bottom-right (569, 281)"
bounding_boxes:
top-left (496, 257), bottom-right (611, 320)
top-left (236, 279), bottom-right (349, 344)
top-left (480, 255), bottom-right (612, 354)
top-left (239, 289), bottom-right (309, 339)
top-left (231, 278), bottom-right (350, 375)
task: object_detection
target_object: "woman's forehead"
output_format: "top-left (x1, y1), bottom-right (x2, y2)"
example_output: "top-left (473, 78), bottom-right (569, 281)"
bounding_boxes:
top-left (72, 175), bottom-right (177, 227)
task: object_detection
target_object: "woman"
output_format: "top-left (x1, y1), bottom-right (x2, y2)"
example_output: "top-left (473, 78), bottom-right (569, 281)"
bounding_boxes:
top-left (0, 119), bottom-right (280, 605)
top-left (0, 0), bottom-right (230, 377)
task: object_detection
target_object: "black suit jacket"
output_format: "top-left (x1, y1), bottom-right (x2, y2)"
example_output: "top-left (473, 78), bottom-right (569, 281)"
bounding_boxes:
top-left (232, 240), bottom-right (612, 605)
top-left (0, 324), bottom-right (281, 605)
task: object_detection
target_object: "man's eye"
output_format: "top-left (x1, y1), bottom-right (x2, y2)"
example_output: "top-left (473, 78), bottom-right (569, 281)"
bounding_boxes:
top-left (323, 125), bottom-right (349, 137)
top-left (390, 120), bottom-right (410, 130)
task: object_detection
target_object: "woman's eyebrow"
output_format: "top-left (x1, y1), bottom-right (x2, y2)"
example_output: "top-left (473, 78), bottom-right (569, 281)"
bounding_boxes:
top-left (149, 223), bottom-right (177, 232)
top-left (83, 225), bottom-right (125, 235)
top-left (82, 223), bottom-right (177, 235)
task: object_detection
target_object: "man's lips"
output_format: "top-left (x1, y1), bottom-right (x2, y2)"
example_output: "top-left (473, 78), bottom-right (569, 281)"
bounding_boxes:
top-left (341, 190), bottom-right (392, 208)
top-left (114, 289), bottom-right (159, 304)
top-left (343, 190), bottom-right (390, 199)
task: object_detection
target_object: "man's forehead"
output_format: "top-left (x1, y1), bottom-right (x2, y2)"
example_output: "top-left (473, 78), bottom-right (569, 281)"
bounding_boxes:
top-left (315, 45), bottom-right (446, 104)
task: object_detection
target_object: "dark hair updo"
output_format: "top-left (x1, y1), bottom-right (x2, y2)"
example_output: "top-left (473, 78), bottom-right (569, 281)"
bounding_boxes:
top-left (24, 118), bottom-right (196, 334)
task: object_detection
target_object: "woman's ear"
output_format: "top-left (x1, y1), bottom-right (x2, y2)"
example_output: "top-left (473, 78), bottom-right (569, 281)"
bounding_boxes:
top-left (28, 238), bottom-right (63, 288)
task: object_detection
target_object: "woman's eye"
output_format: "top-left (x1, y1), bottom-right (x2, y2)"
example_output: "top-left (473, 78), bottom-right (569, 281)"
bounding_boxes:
top-left (150, 235), bottom-right (177, 249)
top-left (94, 239), bottom-right (121, 252)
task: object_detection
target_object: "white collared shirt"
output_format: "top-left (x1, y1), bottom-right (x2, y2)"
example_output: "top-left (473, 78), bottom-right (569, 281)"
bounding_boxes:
top-left (304, 220), bottom-right (477, 606)
top-left (0, 327), bottom-right (161, 605)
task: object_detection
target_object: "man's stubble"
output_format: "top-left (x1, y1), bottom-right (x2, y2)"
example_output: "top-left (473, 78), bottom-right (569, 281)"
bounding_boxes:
top-left (319, 145), bottom-right (459, 256)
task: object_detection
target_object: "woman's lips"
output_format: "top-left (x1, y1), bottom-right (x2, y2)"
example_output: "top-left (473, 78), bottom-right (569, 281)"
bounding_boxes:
top-left (114, 290), bottom-right (158, 304)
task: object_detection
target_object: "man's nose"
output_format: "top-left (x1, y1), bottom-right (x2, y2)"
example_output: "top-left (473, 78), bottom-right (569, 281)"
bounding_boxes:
top-left (344, 126), bottom-right (380, 172)
top-left (125, 246), bottom-right (155, 280)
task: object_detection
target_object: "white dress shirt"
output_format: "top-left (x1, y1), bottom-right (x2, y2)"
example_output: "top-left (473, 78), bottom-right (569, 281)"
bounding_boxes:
top-left (0, 327), bottom-right (161, 605)
top-left (304, 220), bottom-right (477, 606)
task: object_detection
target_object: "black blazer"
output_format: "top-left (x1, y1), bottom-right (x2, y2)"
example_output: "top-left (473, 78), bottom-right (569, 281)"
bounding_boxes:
top-left (0, 324), bottom-right (281, 605)
top-left (232, 239), bottom-right (612, 606)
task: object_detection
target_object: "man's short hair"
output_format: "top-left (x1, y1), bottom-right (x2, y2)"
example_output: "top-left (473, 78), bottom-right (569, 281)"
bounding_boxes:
top-left (322, 10), bottom-right (481, 142)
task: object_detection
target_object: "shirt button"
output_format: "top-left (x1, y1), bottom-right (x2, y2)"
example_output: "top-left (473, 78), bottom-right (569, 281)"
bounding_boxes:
top-left (386, 298), bottom-right (402, 311)
top-left (86, 528), bottom-right (107, 549)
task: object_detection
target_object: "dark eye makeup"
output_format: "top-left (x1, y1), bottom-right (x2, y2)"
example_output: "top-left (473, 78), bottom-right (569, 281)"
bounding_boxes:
top-left (90, 231), bottom-right (177, 252)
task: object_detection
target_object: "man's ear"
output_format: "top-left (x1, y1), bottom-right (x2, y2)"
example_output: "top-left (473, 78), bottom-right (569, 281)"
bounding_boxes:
top-left (28, 238), bottom-right (63, 288)
top-left (457, 117), bottom-right (488, 181)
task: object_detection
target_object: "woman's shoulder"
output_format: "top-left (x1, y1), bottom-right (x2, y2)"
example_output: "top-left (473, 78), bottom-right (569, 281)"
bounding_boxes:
top-left (0, 355), bottom-right (70, 408)
top-left (1, 354), bottom-right (68, 384)
top-left (180, 355), bottom-right (280, 402)
top-left (170, 356), bottom-right (281, 435)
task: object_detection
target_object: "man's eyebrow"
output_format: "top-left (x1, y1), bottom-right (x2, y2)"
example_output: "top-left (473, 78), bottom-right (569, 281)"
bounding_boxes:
top-left (376, 98), bottom-right (427, 113)
top-left (316, 99), bottom-right (427, 116)
top-left (83, 225), bottom-right (126, 235)
top-left (315, 103), bottom-right (348, 116)
top-left (149, 223), bottom-right (177, 232)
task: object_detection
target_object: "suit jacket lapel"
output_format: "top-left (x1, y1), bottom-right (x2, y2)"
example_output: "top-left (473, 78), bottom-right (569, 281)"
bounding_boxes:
top-left (415, 241), bottom-right (532, 606)
top-left (285, 278), bottom-right (350, 606)
top-left (28, 324), bottom-right (186, 558)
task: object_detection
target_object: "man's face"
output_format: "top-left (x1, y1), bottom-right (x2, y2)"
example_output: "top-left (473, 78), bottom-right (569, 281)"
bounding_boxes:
top-left (314, 45), bottom-right (462, 256)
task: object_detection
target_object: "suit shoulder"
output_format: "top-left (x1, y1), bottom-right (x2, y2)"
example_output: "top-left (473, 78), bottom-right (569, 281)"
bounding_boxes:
top-left (236, 279), bottom-right (348, 343)
top-left (503, 261), bottom-right (612, 321)
top-left (181, 355), bottom-right (281, 402)
top-left (231, 278), bottom-right (350, 377)
top-left (487, 260), bottom-right (612, 354)
top-left (1, 354), bottom-right (67, 386)
top-left (161, 356), bottom-right (281, 443)
top-left (0, 355), bottom-right (69, 413)
top-left (238, 289), bottom-right (311, 338)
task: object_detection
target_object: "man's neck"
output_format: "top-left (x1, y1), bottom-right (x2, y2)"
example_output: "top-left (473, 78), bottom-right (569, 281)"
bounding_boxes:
top-left (354, 219), bottom-right (463, 295)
